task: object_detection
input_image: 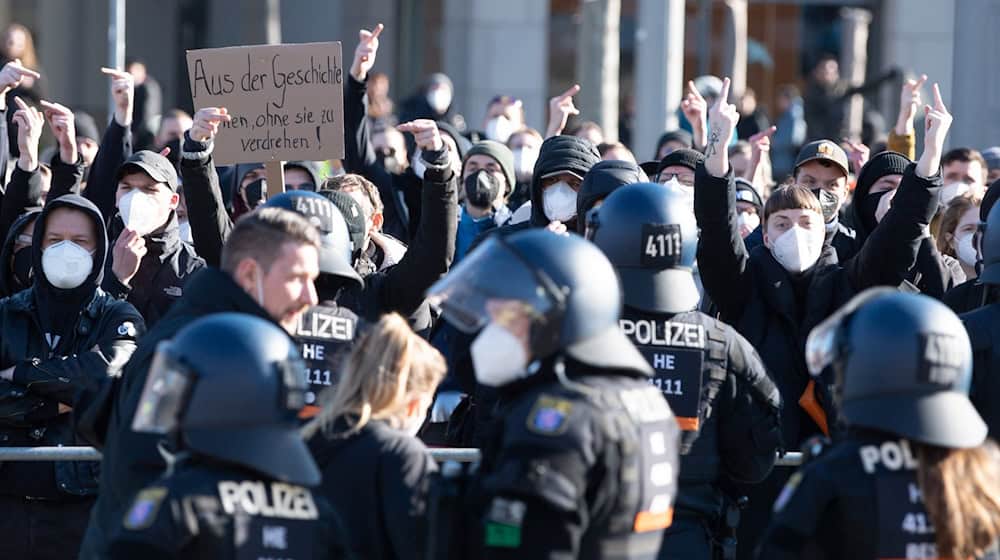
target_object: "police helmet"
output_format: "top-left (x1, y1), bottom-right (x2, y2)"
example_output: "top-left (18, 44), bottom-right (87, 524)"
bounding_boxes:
top-left (587, 182), bottom-right (699, 314)
top-left (427, 229), bottom-right (651, 375)
top-left (806, 289), bottom-right (986, 448)
top-left (263, 191), bottom-right (363, 289)
top-left (132, 313), bottom-right (320, 486)
top-left (978, 202), bottom-right (1000, 285)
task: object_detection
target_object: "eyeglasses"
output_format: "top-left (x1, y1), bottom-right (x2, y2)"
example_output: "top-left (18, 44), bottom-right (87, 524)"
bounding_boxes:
top-left (657, 172), bottom-right (695, 188)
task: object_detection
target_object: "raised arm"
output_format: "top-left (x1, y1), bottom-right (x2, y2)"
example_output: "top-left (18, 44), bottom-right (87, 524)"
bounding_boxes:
top-left (888, 73), bottom-right (926, 160)
top-left (694, 77), bottom-right (753, 318)
top-left (85, 67), bottom-right (135, 222)
top-left (180, 107), bottom-right (233, 267)
top-left (41, 100), bottom-right (85, 200)
top-left (545, 85), bottom-right (581, 139)
top-left (0, 97), bottom-right (44, 240)
top-left (0, 60), bottom-right (41, 191)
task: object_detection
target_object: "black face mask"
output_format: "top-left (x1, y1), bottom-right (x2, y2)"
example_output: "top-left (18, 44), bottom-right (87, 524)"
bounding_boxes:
top-left (243, 178), bottom-right (268, 210)
top-left (463, 170), bottom-right (500, 211)
top-left (859, 190), bottom-right (890, 232)
top-left (12, 247), bottom-right (33, 291)
top-left (810, 188), bottom-right (841, 224)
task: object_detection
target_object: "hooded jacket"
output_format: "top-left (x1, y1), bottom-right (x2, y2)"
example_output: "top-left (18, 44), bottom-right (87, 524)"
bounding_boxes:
top-left (574, 160), bottom-right (648, 234)
top-left (529, 135), bottom-right (601, 228)
top-left (0, 195), bottom-right (144, 499)
top-left (0, 208), bottom-right (40, 297)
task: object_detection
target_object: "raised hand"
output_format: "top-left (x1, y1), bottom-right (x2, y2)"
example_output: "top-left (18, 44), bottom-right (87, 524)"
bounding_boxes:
top-left (842, 138), bottom-right (870, 176)
top-left (398, 119), bottom-right (444, 153)
top-left (11, 97), bottom-right (44, 171)
top-left (102, 67), bottom-right (135, 127)
top-left (351, 23), bottom-right (384, 82)
top-left (545, 84), bottom-right (581, 138)
top-left (190, 107), bottom-right (231, 143)
top-left (0, 59), bottom-right (41, 109)
top-left (681, 80), bottom-right (709, 148)
top-left (895, 73), bottom-right (927, 135)
top-left (704, 78), bottom-right (739, 177)
top-left (40, 100), bottom-right (78, 164)
top-left (917, 83), bottom-right (952, 178)
top-left (746, 125), bottom-right (777, 181)
top-left (112, 229), bottom-right (148, 286)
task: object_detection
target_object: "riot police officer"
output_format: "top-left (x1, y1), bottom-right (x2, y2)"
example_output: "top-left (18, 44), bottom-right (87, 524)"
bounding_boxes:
top-left (262, 191), bottom-right (366, 416)
top-left (427, 230), bottom-right (681, 559)
top-left (109, 313), bottom-right (350, 559)
top-left (758, 289), bottom-right (1000, 559)
top-left (587, 182), bottom-right (782, 559)
top-left (961, 202), bottom-right (1000, 438)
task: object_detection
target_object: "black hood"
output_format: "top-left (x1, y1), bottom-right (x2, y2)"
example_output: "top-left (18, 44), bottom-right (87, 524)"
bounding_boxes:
top-left (0, 208), bottom-right (41, 297)
top-left (286, 161), bottom-right (322, 189)
top-left (849, 151), bottom-right (911, 243)
top-left (529, 135), bottom-right (601, 227)
top-left (575, 160), bottom-right (648, 233)
top-left (31, 195), bottom-right (108, 338)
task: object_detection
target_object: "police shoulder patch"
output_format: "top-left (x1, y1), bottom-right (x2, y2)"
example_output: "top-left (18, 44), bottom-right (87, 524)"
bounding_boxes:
top-left (773, 472), bottom-right (803, 513)
top-left (526, 395), bottom-right (573, 436)
top-left (117, 321), bottom-right (137, 337)
top-left (123, 487), bottom-right (168, 530)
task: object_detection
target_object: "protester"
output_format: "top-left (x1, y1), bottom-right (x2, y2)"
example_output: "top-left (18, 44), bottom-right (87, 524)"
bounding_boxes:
top-left (322, 173), bottom-right (407, 272)
top-left (366, 70), bottom-right (395, 121)
top-left (588, 182), bottom-right (781, 559)
top-left (655, 129), bottom-right (694, 161)
top-left (428, 230), bottom-right (680, 558)
top-left (758, 289), bottom-right (1000, 559)
top-left (770, 85), bottom-right (807, 181)
top-left (984, 146), bottom-right (1000, 185)
top-left (110, 313), bottom-right (350, 559)
top-left (597, 141), bottom-right (636, 163)
top-left (2, 23), bottom-right (43, 159)
top-left (736, 87), bottom-right (769, 140)
top-left (125, 59), bottom-right (161, 151)
top-left (941, 147), bottom-right (989, 205)
top-left (307, 313), bottom-right (446, 560)
top-left (735, 177), bottom-right (763, 239)
top-left (400, 72), bottom-right (456, 125)
top-left (76, 208), bottom-right (325, 558)
top-left (572, 120), bottom-right (604, 145)
top-left (802, 54), bottom-right (898, 141)
top-left (694, 77), bottom-right (951, 558)
top-left (152, 108), bottom-right (191, 152)
top-left (0, 195), bottom-right (144, 560)
top-left (477, 95), bottom-right (525, 144)
top-left (506, 127), bottom-right (543, 209)
top-left (937, 195), bottom-right (980, 280)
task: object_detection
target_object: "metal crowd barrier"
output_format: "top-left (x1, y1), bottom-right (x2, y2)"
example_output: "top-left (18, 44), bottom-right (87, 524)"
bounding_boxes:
top-left (0, 447), bottom-right (805, 467)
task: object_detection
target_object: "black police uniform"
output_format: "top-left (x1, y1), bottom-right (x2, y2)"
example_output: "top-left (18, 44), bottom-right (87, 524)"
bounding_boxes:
top-left (961, 202), bottom-right (1000, 438)
top-left (588, 182), bottom-right (781, 559)
top-left (295, 303), bottom-right (365, 411)
top-left (110, 463), bottom-right (349, 560)
top-left (428, 230), bottom-right (682, 560)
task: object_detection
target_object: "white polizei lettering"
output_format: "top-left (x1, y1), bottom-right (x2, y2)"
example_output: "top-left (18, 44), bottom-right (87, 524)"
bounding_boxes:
top-left (217, 481), bottom-right (319, 519)
top-left (859, 445), bottom-right (881, 474)
top-left (648, 494), bottom-right (673, 514)
top-left (881, 441), bottom-right (903, 471)
top-left (619, 320), bottom-right (706, 349)
top-left (858, 440), bottom-right (918, 474)
top-left (650, 462), bottom-right (674, 486)
top-left (900, 439), bottom-right (918, 470)
top-left (297, 312), bottom-right (353, 340)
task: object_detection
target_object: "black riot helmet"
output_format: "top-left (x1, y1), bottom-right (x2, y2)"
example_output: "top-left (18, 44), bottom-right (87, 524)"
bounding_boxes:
top-left (806, 289), bottom-right (986, 448)
top-left (427, 229), bottom-right (651, 375)
top-left (586, 182), bottom-right (699, 314)
top-left (132, 313), bottom-right (320, 486)
top-left (978, 202), bottom-right (1000, 285)
top-left (263, 191), bottom-right (363, 289)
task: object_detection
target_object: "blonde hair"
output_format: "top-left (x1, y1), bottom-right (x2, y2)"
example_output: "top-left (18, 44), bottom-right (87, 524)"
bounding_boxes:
top-left (308, 313), bottom-right (446, 438)
top-left (916, 439), bottom-right (1000, 559)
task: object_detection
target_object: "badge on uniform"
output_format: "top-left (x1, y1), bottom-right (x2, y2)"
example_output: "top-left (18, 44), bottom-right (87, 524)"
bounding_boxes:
top-left (772, 472), bottom-right (802, 513)
top-left (117, 321), bottom-right (137, 337)
top-left (484, 497), bottom-right (526, 549)
top-left (526, 396), bottom-right (573, 436)
top-left (123, 487), bottom-right (167, 530)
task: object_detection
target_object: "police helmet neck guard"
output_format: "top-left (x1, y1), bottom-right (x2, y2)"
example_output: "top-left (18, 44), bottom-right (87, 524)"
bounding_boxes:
top-left (132, 313), bottom-right (321, 486)
top-left (586, 182), bottom-right (700, 314)
top-left (806, 289), bottom-right (987, 449)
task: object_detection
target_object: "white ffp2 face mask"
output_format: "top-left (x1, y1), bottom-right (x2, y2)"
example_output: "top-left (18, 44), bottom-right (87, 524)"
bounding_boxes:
top-left (956, 232), bottom-right (979, 267)
top-left (42, 240), bottom-right (94, 289)
top-left (543, 182), bottom-right (578, 223)
top-left (118, 190), bottom-right (163, 236)
top-left (427, 88), bottom-right (451, 114)
top-left (485, 116), bottom-right (513, 143)
top-left (940, 182), bottom-right (972, 207)
top-left (769, 226), bottom-right (823, 274)
top-left (470, 322), bottom-right (529, 387)
top-left (737, 212), bottom-right (761, 237)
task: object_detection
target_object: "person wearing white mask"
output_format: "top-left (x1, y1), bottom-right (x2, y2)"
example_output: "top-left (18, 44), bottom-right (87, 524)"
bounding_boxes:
top-left (0, 194), bottom-right (145, 559)
top-left (695, 77), bottom-right (952, 555)
top-left (735, 178), bottom-right (763, 239)
top-left (480, 94), bottom-right (524, 144)
top-left (941, 147), bottom-right (989, 205)
top-left (523, 134), bottom-right (601, 233)
top-left (103, 151), bottom-right (205, 327)
top-left (506, 127), bottom-right (543, 210)
top-left (938, 196), bottom-right (981, 280)
top-left (306, 312), bottom-right (445, 560)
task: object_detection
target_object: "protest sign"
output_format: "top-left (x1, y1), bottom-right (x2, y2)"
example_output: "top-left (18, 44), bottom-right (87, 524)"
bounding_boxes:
top-left (186, 41), bottom-right (345, 165)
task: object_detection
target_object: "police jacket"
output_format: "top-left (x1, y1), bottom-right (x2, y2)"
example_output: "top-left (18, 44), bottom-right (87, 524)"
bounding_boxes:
top-left (946, 277), bottom-right (989, 315)
top-left (756, 431), bottom-right (999, 559)
top-left (620, 307), bottom-right (781, 520)
top-left (309, 418), bottom-right (437, 560)
top-left (75, 267), bottom-right (282, 559)
top-left (961, 304), bottom-right (1000, 439)
top-left (296, 301), bottom-right (365, 414)
top-left (109, 460), bottom-right (351, 560)
top-left (694, 163), bottom-right (940, 448)
top-left (0, 195), bottom-right (144, 499)
top-left (475, 358), bottom-right (679, 560)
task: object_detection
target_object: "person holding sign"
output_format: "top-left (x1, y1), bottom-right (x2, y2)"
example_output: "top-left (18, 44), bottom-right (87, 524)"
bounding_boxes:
top-left (587, 181), bottom-right (781, 560)
top-left (758, 289), bottom-right (1000, 559)
top-left (694, 77), bottom-right (952, 557)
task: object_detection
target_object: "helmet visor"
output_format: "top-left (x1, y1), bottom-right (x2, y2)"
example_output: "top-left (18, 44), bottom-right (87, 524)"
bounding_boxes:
top-left (131, 342), bottom-right (193, 434)
top-left (426, 237), bottom-right (560, 334)
top-left (805, 287), bottom-right (896, 376)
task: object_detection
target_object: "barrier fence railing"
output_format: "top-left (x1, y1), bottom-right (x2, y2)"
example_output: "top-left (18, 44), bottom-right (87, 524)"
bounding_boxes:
top-left (0, 447), bottom-right (806, 467)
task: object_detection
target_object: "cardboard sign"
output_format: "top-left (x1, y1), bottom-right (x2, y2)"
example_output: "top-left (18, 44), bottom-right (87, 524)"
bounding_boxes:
top-left (186, 42), bottom-right (345, 165)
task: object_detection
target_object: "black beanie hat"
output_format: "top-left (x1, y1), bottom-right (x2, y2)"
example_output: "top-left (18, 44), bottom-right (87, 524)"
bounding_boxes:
top-left (855, 151), bottom-right (911, 198)
top-left (320, 190), bottom-right (367, 253)
top-left (464, 140), bottom-right (515, 195)
top-left (656, 148), bottom-right (705, 176)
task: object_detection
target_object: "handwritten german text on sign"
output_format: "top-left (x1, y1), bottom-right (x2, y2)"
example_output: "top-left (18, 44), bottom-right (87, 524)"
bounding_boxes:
top-left (186, 42), bottom-right (345, 165)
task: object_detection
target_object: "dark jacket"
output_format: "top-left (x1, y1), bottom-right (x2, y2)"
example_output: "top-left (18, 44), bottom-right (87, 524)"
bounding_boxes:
top-left (345, 75), bottom-right (424, 242)
top-left (309, 419), bottom-right (437, 560)
top-left (961, 304), bottom-right (1000, 439)
top-left (528, 135), bottom-right (601, 228)
top-left (0, 151), bottom-right (84, 245)
top-left (946, 276), bottom-right (990, 314)
top-left (0, 209), bottom-right (39, 297)
top-left (87, 118), bottom-right (204, 327)
top-left (0, 195), bottom-right (144, 499)
top-left (76, 266), bottom-right (279, 558)
top-left (695, 162), bottom-right (940, 448)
